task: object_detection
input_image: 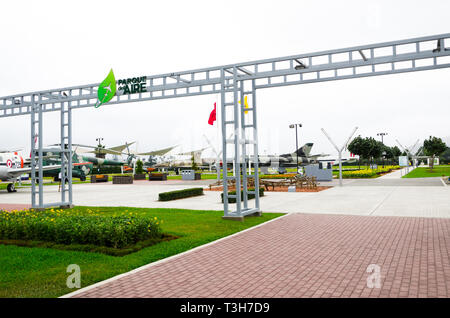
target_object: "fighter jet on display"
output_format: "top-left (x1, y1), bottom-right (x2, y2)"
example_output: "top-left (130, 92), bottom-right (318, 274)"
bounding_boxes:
top-left (120, 145), bottom-right (179, 172)
top-left (0, 147), bottom-right (96, 192)
top-left (258, 143), bottom-right (329, 171)
top-left (0, 150), bottom-right (63, 192)
top-left (151, 147), bottom-right (213, 170)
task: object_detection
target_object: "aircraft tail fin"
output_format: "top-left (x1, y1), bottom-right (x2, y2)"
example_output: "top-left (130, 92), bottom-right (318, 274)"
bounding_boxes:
top-left (293, 143), bottom-right (313, 157)
top-left (72, 153), bottom-right (80, 163)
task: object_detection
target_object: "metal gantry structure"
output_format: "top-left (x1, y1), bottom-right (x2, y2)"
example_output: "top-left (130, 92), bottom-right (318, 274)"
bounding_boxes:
top-left (1, 33), bottom-right (450, 218)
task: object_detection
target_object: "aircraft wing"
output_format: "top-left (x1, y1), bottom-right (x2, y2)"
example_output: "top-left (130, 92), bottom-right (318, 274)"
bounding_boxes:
top-left (71, 144), bottom-right (123, 155)
top-left (86, 149), bottom-right (123, 155)
top-left (0, 149), bottom-right (23, 153)
top-left (73, 146), bottom-right (92, 154)
top-left (176, 147), bottom-right (209, 156)
top-left (3, 165), bottom-right (62, 181)
top-left (318, 158), bottom-right (358, 163)
top-left (308, 153), bottom-right (330, 159)
top-left (137, 145), bottom-right (178, 156)
top-left (108, 142), bottom-right (136, 153)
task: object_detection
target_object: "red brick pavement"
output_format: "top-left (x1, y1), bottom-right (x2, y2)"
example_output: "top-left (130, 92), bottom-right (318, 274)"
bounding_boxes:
top-left (68, 213), bottom-right (450, 298)
top-left (0, 203), bottom-right (31, 211)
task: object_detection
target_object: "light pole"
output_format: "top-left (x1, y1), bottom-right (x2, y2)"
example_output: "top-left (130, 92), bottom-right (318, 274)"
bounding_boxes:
top-left (377, 132), bottom-right (387, 167)
top-left (289, 123), bottom-right (302, 174)
top-left (377, 132), bottom-right (388, 144)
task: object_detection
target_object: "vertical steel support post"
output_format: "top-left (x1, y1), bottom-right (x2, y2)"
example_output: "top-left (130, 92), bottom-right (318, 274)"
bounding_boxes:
top-left (59, 91), bottom-right (73, 208)
top-left (30, 94), bottom-right (36, 208)
top-left (38, 94), bottom-right (44, 208)
top-left (60, 99), bottom-right (66, 204)
top-left (220, 69), bottom-right (229, 217)
top-left (233, 67), bottom-right (242, 215)
top-left (251, 79), bottom-right (260, 212)
top-left (295, 125), bottom-right (299, 173)
top-left (68, 92), bottom-right (73, 206)
top-left (239, 81), bottom-right (248, 210)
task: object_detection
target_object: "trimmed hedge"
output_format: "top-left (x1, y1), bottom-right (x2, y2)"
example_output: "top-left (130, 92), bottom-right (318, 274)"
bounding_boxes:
top-left (221, 187), bottom-right (265, 203)
top-left (0, 209), bottom-right (162, 249)
top-left (91, 166), bottom-right (122, 174)
top-left (158, 187), bottom-right (204, 201)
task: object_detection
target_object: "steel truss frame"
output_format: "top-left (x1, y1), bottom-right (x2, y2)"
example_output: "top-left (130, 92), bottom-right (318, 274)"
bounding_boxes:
top-left (1, 33), bottom-right (450, 216)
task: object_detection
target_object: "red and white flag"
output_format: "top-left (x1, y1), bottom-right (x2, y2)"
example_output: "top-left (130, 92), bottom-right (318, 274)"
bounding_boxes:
top-left (208, 102), bottom-right (216, 125)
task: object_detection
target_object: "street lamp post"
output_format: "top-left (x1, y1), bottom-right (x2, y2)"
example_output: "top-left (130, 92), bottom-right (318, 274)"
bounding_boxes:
top-left (289, 123), bottom-right (302, 174)
top-left (377, 132), bottom-right (388, 144)
top-left (377, 132), bottom-right (388, 167)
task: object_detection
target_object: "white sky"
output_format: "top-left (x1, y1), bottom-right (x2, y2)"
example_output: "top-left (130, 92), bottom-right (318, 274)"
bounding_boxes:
top-left (1, 0), bottom-right (449, 158)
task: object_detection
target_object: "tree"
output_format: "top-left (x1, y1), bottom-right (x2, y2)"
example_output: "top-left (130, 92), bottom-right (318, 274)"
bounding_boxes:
top-left (391, 146), bottom-right (402, 158)
top-left (441, 147), bottom-right (450, 164)
top-left (348, 136), bottom-right (384, 168)
top-left (367, 139), bottom-right (383, 162)
top-left (191, 154), bottom-right (198, 171)
top-left (423, 136), bottom-right (447, 171)
top-left (348, 135), bottom-right (365, 169)
top-left (135, 159), bottom-right (144, 174)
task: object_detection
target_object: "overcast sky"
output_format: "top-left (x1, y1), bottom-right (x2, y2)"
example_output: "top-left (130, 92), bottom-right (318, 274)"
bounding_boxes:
top-left (1, 0), bottom-right (449, 159)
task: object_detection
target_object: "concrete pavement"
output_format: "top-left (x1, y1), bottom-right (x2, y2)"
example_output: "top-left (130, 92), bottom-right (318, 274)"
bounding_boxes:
top-left (1, 176), bottom-right (449, 218)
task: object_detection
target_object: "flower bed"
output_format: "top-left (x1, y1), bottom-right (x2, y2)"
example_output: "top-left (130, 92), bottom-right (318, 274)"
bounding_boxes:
top-left (340, 165), bottom-right (400, 178)
top-left (0, 209), bottom-right (162, 249)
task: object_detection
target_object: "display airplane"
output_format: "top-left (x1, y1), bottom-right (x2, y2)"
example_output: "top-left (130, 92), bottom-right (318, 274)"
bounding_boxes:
top-left (258, 143), bottom-right (329, 173)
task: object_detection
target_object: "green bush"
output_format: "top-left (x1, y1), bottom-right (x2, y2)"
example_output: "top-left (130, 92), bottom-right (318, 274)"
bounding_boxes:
top-left (135, 159), bottom-right (144, 174)
top-left (158, 187), bottom-right (204, 201)
top-left (221, 187), bottom-right (265, 203)
top-left (91, 166), bottom-right (122, 174)
top-left (0, 209), bottom-right (162, 249)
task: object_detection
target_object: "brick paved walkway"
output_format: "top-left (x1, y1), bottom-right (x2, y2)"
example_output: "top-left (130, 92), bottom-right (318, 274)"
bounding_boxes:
top-left (0, 203), bottom-right (31, 211)
top-left (68, 213), bottom-right (450, 298)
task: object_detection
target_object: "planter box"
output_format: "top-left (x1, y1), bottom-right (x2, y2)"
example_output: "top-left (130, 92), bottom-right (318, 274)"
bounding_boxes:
top-left (113, 175), bottom-right (133, 184)
top-left (149, 173), bottom-right (168, 181)
top-left (133, 174), bottom-right (146, 180)
top-left (91, 174), bottom-right (109, 183)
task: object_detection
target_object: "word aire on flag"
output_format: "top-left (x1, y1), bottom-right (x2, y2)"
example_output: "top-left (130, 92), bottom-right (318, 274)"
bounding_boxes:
top-left (208, 102), bottom-right (217, 125)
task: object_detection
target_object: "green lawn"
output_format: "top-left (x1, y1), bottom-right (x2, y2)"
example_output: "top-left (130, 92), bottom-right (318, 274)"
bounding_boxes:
top-left (403, 165), bottom-right (450, 178)
top-left (0, 207), bottom-right (283, 298)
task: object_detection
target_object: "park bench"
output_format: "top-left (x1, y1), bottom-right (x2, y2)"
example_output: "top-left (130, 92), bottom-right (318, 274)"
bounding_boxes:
top-left (208, 177), bottom-right (237, 190)
top-left (260, 175), bottom-right (317, 191)
top-left (294, 175), bottom-right (317, 189)
top-left (260, 178), bottom-right (292, 191)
